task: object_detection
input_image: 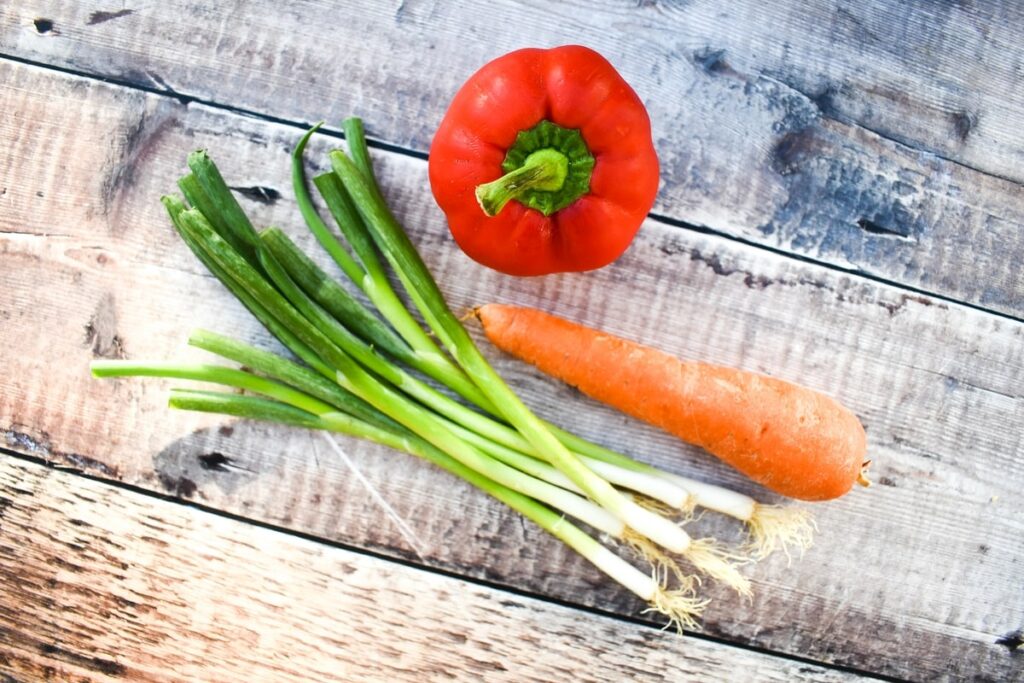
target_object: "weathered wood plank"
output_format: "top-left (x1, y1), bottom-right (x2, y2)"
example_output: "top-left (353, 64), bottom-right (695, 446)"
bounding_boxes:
top-left (1, 61), bottom-right (1022, 680)
top-left (2, 1), bottom-right (1024, 316)
top-left (0, 456), bottom-right (860, 682)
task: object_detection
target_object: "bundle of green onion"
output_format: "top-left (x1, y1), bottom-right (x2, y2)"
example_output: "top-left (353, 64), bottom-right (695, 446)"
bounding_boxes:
top-left (92, 119), bottom-right (814, 630)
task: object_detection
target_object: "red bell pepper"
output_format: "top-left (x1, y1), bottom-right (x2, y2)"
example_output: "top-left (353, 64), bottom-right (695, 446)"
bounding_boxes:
top-left (428, 45), bottom-right (659, 276)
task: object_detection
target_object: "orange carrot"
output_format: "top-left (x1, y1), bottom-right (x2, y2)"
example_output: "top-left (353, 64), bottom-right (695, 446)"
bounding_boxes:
top-left (477, 304), bottom-right (868, 501)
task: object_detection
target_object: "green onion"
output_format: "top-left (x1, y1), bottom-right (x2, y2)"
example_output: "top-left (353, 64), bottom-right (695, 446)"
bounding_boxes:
top-left (186, 329), bottom-right (394, 430)
top-left (291, 123), bottom-right (368, 286)
top-left (342, 117), bottom-right (384, 203)
top-left (330, 145), bottom-right (694, 557)
top-left (175, 207), bottom-right (632, 539)
top-left (92, 361), bottom-right (335, 415)
top-left (260, 226), bottom-right (412, 362)
top-left (183, 152), bottom-right (261, 268)
top-left (299, 142), bottom-right (489, 411)
top-left (311, 170), bottom-right (379, 282)
top-left (169, 389), bottom-right (325, 429)
top-left (96, 357), bottom-right (621, 539)
top-left (257, 226), bottom-right (692, 509)
top-left (165, 384), bottom-right (702, 628)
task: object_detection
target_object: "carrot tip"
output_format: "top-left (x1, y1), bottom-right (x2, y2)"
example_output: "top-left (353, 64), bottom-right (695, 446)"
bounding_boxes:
top-left (857, 460), bottom-right (873, 488)
top-left (746, 504), bottom-right (816, 562)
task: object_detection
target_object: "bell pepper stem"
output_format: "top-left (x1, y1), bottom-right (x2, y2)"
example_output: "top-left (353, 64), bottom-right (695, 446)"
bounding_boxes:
top-left (475, 148), bottom-right (569, 216)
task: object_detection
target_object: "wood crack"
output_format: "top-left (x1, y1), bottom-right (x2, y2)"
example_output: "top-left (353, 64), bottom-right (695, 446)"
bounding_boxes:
top-left (0, 229), bottom-right (71, 238)
top-left (86, 9), bottom-right (134, 26)
top-left (957, 379), bottom-right (1021, 403)
top-left (141, 71), bottom-right (193, 106)
top-left (3, 428), bottom-right (120, 479)
top-left (663, 240), bottom-right (946, 317)
top-left (760, 72), bottom-right (1024, 189)
top-left (995, 629), bottom-right (1023, 652)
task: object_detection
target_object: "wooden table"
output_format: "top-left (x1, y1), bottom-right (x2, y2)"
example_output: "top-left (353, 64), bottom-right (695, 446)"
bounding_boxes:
top-left (1, 2), bottom-right (1022, 680)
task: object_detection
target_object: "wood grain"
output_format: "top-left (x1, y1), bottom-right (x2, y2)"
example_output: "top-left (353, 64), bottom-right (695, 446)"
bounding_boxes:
top-left (0, 455), bottom-right (862, 682)
top-left (2, 1), bottom-right (1024, 317)
top-left (1, 60), bottom-right (1023, 680)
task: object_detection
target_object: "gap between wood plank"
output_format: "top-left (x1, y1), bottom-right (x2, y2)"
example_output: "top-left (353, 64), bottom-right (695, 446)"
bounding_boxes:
top-left (1, 50), bottom-right (1020, 329)
top-left (0, 445), bottom-right (898, 682)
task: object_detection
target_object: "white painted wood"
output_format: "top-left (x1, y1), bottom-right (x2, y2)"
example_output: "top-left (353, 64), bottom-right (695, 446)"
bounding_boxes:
top-left (0, 456), bottom-right (859, 682)
top-left (1, 60), bottom-right (1022, 680)
top-left (2, 1), bottom-right (1024, 316)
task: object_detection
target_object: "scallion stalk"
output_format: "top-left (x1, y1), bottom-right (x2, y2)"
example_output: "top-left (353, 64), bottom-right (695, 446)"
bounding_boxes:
top-left (172, 209), bottom-right (632, 538)
top-left (291, 123), bottom-right (368, 286)
top-left (96, 356), bottom-right (620, 539)
top-left (168, 386), bottom-right (705, 629)
top-left (329, 145), bottom-right (693, 557)
top-left (260, 226), bottom-right (412, 362)
top-left (164, 195), bottom-right (335, 378)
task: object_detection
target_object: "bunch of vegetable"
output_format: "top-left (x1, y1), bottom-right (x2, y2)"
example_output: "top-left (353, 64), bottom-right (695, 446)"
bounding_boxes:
top-left (92, 119), bottom-right (820, 630)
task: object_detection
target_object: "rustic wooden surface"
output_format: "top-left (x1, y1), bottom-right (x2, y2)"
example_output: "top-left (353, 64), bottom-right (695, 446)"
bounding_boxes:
top-left (3, 1), bottom-right (1024, 317)
top-left (1, 1), bottom-right (1023, 681)
top-left (1, 457), bottom-right (865, 682)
